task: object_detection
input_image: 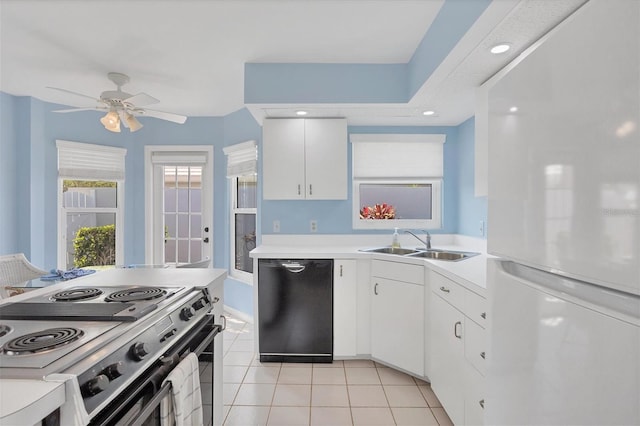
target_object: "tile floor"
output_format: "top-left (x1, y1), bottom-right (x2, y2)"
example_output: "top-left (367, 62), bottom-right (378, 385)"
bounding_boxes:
top-left (203, 313), bottom-right (454, 426)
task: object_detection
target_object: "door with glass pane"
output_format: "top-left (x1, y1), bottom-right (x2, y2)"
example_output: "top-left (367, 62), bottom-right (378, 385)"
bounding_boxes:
top-left (149, 148), bottom-right (213, 267)
top-left (162, 165), bottom-right (207, 265)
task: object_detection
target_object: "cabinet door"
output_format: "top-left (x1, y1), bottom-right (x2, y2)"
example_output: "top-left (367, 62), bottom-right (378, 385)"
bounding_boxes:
top-left (371, 278), bottom-right (424, 376)
top-left (465, 365), bottom-right (485, 426)
top-left (263, 119), bottom-right (305, 199)
top-left (430, 293), bottom-right (465, 425)
top-left (304, 119), bottom-right (347, 200)
top-left (334, 259), bottom-right (357, 357)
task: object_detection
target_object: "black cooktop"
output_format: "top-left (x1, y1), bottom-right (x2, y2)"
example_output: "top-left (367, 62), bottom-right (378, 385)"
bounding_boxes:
top-left (0, 302), bottom-right (157, 322)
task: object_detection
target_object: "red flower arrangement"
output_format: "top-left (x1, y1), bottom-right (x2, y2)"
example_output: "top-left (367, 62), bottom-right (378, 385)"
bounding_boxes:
top-left (360, 203), bottom-right (396, 219)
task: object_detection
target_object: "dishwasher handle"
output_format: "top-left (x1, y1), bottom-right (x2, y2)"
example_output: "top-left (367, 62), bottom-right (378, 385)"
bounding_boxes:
top-left (281, 262), bottom-right (306, 273)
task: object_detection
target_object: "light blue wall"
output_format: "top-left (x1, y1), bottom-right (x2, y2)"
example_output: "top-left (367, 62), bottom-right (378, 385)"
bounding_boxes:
top-left (0, 92), bottom-right (487, 318)
top-left (456, 117), bottom-right (487, 238)
top-left (0, 92), bottom-right (19, 255)
top-left (222, 108), bottom-right (262, 316)
top-left (261, 125), bottom-right (462, 235)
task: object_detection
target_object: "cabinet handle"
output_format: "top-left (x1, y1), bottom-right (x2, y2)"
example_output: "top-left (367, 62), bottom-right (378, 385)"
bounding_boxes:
top-left (309, 184), bottom-right (313, 195)
top-left (374, 283), bottom-right (379, 295)
top-left (220, 315), bottom-right (227, 331)
top-left (480, 351), bottom-right (486, 359)
top-left (454, 321), bottom-right (462, 338)
top-left (479, 399), bottom-right (485, 409)
top-left (439, 286), bottom-right (450, 293)
top-left (297, 184), bottom-right (301, 195)
top-left (480, 312), bottom-right (486, 319)
top-left (340, 265), bottom-right (343, 277)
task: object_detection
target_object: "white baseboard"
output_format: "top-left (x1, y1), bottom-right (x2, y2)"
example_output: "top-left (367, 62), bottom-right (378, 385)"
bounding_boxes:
top-left (223, 305), bottom-right (254, 324)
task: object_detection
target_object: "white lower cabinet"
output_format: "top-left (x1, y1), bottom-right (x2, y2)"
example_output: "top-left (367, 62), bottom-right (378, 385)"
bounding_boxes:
top-left (334, 259), bottom-right (357, 357)
top-left (371, 260), bottom-right (424, 376)
top-left (430, 270), bottom-right (486, 425)
top-left (430, 291), bottom-right (466, 425)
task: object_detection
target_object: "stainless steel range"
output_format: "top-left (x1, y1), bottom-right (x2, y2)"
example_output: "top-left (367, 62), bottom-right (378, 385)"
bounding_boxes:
top-left (0, 283), bottom-right (221, 425)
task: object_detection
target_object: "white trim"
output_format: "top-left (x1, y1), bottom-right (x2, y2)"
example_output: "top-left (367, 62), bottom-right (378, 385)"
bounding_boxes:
top-left (349, 134), bottom-right (446, 144)
top-left (144, 145), bottom-right (214, 265)
top-left (223, 305), bottom-right (254, 324)
top-left (352, 179), bottom-right (442, 230)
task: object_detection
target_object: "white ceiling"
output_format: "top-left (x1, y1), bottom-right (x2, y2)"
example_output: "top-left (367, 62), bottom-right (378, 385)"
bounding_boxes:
top-left (0, 0), bottom-right (586, 126)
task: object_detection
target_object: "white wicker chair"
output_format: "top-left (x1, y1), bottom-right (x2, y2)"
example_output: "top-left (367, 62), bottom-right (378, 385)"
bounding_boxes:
top-left (0, 253), bottom-right (48, 286)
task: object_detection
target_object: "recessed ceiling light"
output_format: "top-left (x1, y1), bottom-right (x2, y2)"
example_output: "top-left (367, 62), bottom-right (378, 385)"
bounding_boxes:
top-left (490, 43), bottom-right (511, 54)
top-left (296, 110), bottom-right (308, 116)
top-left (422, 110), bottom-right (435, 116)
top-left (509, 106), bottom-right (518, 113)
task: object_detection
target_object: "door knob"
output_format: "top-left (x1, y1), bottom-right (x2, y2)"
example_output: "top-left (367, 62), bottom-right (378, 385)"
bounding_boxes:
top-left (203, 237), bottom-right (210, 243)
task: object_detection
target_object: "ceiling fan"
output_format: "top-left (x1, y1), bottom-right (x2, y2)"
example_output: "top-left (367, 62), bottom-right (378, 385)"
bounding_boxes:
top-left (48, 72), bottom-right (187, 132)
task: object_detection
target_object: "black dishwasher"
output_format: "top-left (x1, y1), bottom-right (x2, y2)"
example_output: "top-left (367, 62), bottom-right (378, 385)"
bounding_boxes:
top-left (258, 259), bottom-right (333, 363)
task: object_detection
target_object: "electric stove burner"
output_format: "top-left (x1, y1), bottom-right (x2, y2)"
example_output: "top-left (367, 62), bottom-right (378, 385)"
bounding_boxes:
top-left (2, 327), bottom-right (84, 355)
top-left (0, 325), bottom-right (11, 338)
top-left (105, 287), bottom-right (167, 302)
top-left (51, 288), bottom-right (104, 302)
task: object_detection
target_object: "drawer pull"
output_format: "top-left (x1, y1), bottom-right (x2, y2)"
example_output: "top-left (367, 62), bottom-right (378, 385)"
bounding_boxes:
top-left (480, 351), bottom-right (486, 359)
top-left (374, 283), bottom-right (379, 295)
top-left (340, 265), bottom-right (343, 277)
top-left (439, 286), bottom-right (450, 293)
top-left (480, 312), bottom-right (486, 319)
top-left (454, 321), bottom-right (462, 339)
top-left (297, 184), bottom-right (301, 195)
top-left (479, 399), bottom-right (485, 409)
top-left (309, 184), bottom-right (313, 195)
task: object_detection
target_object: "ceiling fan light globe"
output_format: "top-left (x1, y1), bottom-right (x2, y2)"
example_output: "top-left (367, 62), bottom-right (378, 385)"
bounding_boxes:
top-left (100, 111), bottom-right (121, 132)
top-left (125, 113), bottom-right (143, 132)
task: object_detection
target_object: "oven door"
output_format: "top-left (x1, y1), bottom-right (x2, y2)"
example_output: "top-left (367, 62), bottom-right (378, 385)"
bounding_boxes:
top-left (89, 316), bottom-right (221, 426)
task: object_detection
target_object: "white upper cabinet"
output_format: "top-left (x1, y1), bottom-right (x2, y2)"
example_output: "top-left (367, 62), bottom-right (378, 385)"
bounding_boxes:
top-left (263, 118), bottom-right (348, 200)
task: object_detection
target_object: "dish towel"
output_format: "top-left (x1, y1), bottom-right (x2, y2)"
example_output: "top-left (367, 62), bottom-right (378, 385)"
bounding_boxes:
top-left (40, 268), bottom-right (96, 281)
top-left (160, 353), bottom-right (203, 426)
top-left (44, 374), bottom-right (91, 426)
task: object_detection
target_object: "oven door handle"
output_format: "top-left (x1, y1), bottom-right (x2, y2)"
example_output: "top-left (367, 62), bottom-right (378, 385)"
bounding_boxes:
top-left (128, 381), bottom-right (173, 426)
top-left (194, 324), bottom-right (222, 356)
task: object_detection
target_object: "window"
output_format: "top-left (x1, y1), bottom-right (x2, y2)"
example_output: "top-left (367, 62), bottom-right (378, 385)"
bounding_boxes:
top-left (351, 134), bottom-right (445, 230)
top-left (224, 141), bottom-right (257, 282)
top-left (56, 140), bottom-right (126, 269)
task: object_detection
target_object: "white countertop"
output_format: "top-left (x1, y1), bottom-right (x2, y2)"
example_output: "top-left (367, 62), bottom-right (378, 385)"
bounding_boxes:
top-left (0, 379), bottom-right (65, 425)
top-left (250, 235), bottom-right (490, 296)
top-left (0, 268), bottom-right (227, 424)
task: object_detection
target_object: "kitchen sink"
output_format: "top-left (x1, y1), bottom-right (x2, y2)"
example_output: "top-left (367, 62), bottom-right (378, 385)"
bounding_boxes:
top-left (407, 249), bottom-right (480, 261)
top-left (360, 247), bottom-right (420, 255)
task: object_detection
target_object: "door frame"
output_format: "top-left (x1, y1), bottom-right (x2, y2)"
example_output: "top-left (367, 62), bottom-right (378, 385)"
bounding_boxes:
top-left (144, 145), bottom-right (214, 265)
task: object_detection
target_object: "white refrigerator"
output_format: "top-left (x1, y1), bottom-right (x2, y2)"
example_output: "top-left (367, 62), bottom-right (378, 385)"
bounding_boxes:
top-left (486, 0), bottom-right (640, 424)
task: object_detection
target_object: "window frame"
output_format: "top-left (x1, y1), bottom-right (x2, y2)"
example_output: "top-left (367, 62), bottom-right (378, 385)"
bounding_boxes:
top-left (352, 178), bottom-right (442, 230)
top-left (56, 140), bottom-right (126, 269)
top-left (230, 175), bottom-right (257, 283)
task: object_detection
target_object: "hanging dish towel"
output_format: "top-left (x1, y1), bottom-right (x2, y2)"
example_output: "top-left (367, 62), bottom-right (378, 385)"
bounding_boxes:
top-left (160, 353), bottom-right (203, 426)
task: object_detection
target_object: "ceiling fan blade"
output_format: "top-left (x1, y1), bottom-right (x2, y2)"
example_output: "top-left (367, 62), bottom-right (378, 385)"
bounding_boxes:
top-left (138, 108), bottom-right (187, 124)
top-left (53, 107), bottom-right (108, 113)
top-left (46, 86), bottom-right (100, 102)
top-left (123, 92), bottom-right (160, 107)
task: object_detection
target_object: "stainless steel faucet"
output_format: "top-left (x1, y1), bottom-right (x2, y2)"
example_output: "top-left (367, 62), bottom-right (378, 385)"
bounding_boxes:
top-left (404, 230), bottom-right (431, 250)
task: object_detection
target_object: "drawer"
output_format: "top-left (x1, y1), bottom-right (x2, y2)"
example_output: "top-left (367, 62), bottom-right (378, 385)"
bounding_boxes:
top-left (430, 271), bottom-right (464, 311)
top-left (465, 290), bottom-right (487, 328)
top-left (371, 260), bottom-right (424, 285)
top-left (465, 317), bottom-right (486, 376)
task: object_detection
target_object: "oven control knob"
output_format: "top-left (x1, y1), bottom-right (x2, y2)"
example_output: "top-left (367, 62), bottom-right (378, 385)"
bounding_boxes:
top-left (192, 298), bottom-right (206, 310)
top-left (82, 374), bottom-right (109, 397)
top-left (181, 307), bottom-right (195, 321)
top-left (130, 342), bottom-right (149, 361)
top-left (103, 361), bottom-right (124, 379)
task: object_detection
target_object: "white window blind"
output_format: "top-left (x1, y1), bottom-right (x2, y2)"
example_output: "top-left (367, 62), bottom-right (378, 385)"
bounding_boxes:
top-left (150, 151), bottom-right (207, 165)
top-left (350, 134), bottom-right (445, 178)
top-left (223, 140), bottom-right (257, 178)
top-left (57, 140), bottom-right (127, 180)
